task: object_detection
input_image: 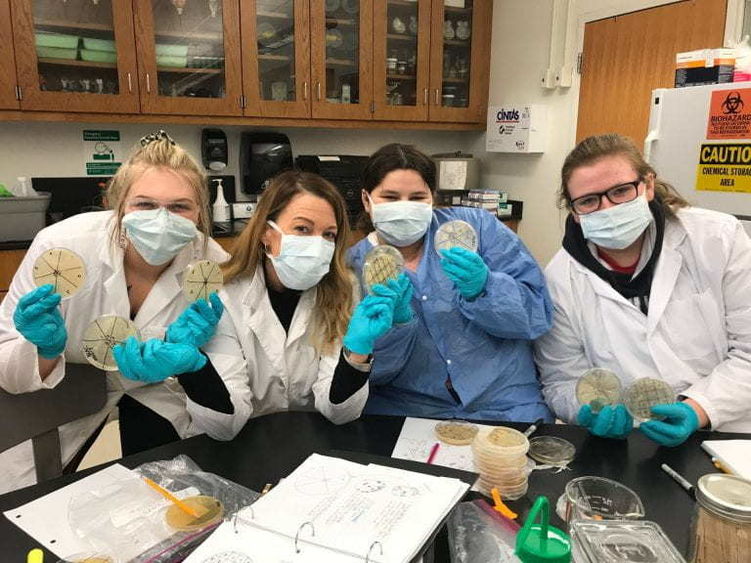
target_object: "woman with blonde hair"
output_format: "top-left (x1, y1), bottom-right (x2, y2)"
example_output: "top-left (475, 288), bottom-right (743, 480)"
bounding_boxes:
top-left (189, 170), bottom-right (392, 440)
top-left (0, 130), bottom-right (228, 493)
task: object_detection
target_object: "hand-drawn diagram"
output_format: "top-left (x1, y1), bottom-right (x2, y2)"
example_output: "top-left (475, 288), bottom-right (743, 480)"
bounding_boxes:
top-left (201, 551), bottom-right (254, 563)
top-left (293, 464), bottom-right (351, 496)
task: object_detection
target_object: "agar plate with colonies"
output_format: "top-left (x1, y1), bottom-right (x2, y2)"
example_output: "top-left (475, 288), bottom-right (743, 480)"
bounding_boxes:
top-left (576, 368), bottom-right (623, 412)
top-left (434, 220), bottom-right (478, 253)
top-left (434, 420), bottom-right (479, 445)
top-left (80, 315), bottom-right (139, 371)
top-left (624, 378), bottom-right (675, 422)
top-left (182, 260), bottom-right (223, 302)
top-left (362, 245), bottom-right (404, 293)
top-left (32, 248), bottom-right (86, 298)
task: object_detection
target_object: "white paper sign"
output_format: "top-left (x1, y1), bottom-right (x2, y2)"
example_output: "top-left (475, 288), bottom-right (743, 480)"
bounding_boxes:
top-left (486, 105), bottom-right (548, 153)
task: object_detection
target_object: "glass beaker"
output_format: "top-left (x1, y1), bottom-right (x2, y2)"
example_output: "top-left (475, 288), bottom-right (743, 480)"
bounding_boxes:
top-left (561, 476), bottom-right (645, 523)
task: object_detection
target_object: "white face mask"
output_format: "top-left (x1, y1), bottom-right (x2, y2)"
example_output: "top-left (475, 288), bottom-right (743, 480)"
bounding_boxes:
top-left (266, 221), bottom-right (336, 291)
top-left (579, 194), bottom-right (653, 250)
top-left (368, 195), bottom-right (433, 247)
top-left (122, 208), bottom-right (198, 265)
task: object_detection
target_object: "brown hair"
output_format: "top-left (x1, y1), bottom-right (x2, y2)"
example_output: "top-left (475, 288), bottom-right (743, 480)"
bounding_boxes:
top-left (559, 133), bottom-right (689, 218)
top-left (222, 170), bottom-right (353, 355)
top-left (106, 133), bottom-right (210, 247)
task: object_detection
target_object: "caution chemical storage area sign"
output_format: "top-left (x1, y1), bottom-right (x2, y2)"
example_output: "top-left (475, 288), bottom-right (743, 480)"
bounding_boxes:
top-left (696, 143), bottom-right (751, 193)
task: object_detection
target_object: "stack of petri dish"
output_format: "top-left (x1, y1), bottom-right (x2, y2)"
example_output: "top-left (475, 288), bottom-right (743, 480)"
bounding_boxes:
top-left (471, 426), bottom-right (530, 500)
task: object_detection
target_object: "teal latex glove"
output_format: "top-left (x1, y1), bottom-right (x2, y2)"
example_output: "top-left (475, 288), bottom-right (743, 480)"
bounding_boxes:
top-left (371, 273), bottom-right (414, 324)
top-left (113, 337), bottom-right (207, 383)
top-left (439, 247), bottom-right (489, 300)
top-left (639, 402), bottom-right (700, 447)
top-left (12, 284), bottom-right (67, 359)
top-left (166, 292), bottom-right (224, 348)
top-left (343, 295), bottom-right (394, 355)
top-left (577, 404), bottom-right (633, 439)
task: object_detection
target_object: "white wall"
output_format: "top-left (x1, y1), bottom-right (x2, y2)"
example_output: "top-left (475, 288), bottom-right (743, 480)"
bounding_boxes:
top-left (475, 0), bottom-right (686, 265)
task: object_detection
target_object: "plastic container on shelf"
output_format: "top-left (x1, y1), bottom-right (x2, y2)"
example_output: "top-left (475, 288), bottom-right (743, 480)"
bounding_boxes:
top-left (35, 46), bottom-right (78, 60)
top-left (0, 192), bottom-right (52, 242)
top-left (81, 37), bottom-right (116, 52)
top-left (80, 49), bottom-right (117, 64)
top-left (35, 32), bottom-right (79, 49)
top-left (155, 43), bottom-right (190, 57)
top-left (156, 55), bottom-right (188, 68)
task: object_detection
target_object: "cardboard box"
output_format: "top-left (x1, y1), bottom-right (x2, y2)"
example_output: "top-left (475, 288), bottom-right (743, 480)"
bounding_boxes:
top-left (486, 105), bottom-right (548, 153)
top-left (675, 49), bottom-right (735, 88)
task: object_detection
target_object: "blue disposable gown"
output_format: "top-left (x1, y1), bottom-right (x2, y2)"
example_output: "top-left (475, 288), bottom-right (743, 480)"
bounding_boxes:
top-left (348, 207), bottom-right (554, 422)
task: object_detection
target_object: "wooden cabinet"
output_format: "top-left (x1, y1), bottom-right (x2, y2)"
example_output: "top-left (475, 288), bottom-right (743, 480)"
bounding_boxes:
top-left (0, 0), bottom-right (20, 109)
top-left (0, 249), bottom-right (26, 303)
top-left (133, 0), bottom-right (244, 116)
top-left (10, 0), bottom-right (140, 112)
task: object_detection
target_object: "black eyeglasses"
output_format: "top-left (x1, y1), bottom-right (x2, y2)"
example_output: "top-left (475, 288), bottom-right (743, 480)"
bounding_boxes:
top-left (570, 179), bottom-right (642, 215)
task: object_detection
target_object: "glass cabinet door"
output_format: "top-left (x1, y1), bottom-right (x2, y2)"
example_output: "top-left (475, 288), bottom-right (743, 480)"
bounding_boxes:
top-left (134, 0), bottom-right (242, 115)
top-left (429, 0), bottom-right (491, 123)
top-left (373, 0), bottom-right (431, 121)
top-left (0, 0), bottom-right (18, 109)
top-left (310, 0), bottom-right (373, 120)
top-left (10, 0), bottom-right (139, 112)
top-left (243, 0), bottom-right (310, 118)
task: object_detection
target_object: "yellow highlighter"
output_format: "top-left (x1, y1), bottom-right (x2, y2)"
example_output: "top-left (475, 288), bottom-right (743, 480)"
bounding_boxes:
top-left (143, 477), bottom-right (203, 519)
top-left (27, 549), bottom-right (44, 563)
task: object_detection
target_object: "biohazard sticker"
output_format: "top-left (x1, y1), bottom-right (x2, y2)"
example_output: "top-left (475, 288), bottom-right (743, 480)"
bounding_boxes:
top-left (696, 142), bottom-right (751, 193)
top-left (706, 89), bottom-right (751, 139)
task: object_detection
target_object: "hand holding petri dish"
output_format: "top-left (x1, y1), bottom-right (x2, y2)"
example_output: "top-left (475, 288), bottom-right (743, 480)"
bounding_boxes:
top-left (624, 377), bottom-right (676, 423)
top-left (362, 245), bottom-right (404, 294)
top-left (33, 247), bottom-right (86, 299)
top-left (434, 220), bottom-right (478, 254)
top-left (576, 368), bottom-right (623, 413)
top-left (80, 315), bottom-right (140, 371)
top-left (182, 259), bottom-right (223, 302)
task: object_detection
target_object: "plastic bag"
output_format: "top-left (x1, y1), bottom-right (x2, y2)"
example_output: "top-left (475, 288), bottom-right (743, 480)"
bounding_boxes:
top-left (447, 499), bottom-right (522, 563)
top-left (66, 455), bottom-right (258, 563)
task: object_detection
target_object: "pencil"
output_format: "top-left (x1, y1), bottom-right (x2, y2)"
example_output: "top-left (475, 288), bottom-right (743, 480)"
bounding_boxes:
top-left (143, 477), bottom-right (202, 518)
top-left (711, 457), bottom-right (733, 474)
top-left (427, 442), bottom-right (440, 464)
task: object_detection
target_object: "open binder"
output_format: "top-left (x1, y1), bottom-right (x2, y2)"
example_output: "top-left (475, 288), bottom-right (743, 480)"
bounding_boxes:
top-left (184, 453), bottom-right (473, 563)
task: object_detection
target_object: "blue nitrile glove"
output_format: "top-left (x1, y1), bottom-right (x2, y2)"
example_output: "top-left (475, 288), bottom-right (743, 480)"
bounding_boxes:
top-left (12, 284), bottom-right (67, 359)
top-left (639, 402), bottom-right (700, 447)
top-left (166, 292), bottom-right (224, 348)
top-left (371, 273), bottom-right (414, 324)
top-left (577, 404), bottom-right (633, 439)
top-left (343, 295), bottom-right (395, 355)
top-left (113, 337), bottom-right (207, 383)
top-left (439, 247), bottom-right (489, 300)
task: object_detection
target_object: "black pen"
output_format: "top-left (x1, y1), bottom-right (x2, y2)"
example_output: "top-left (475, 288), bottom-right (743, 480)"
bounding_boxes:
top-left (523, 418), bottom-right (544, 437)
top-left (661, 463), bottom-right (696, 499)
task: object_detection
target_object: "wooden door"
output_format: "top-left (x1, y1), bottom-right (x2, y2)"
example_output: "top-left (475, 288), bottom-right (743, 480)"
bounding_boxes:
top-left (310, 0), bottom-right (374, 120)
top-left (133, 0), bottom-right (243, 116)
top-left (0, 0), bottom-right (19, 109)
top-left (372, 0), bottom-right (431, 121)
top-left (11, 0), bottom-right (139, 112)
top-left (576, 0), bottom-right (727, 145)
top-left (428, 0), bottom-right (491, 123)
top-left (243, 0), bottom-right (311, 118)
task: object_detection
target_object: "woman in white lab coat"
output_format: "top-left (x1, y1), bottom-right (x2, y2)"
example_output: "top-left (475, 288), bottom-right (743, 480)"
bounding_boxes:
top-left (535, 133), bottom-right (751, 443)
top-left (190, 170), bottom-right (392, 440)
top-left (0, 131), bottom-right (228, 493)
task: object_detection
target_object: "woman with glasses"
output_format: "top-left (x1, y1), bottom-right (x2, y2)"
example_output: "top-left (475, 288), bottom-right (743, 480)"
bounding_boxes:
top-left (535, 133), bottom-right (751, 443)
top-left (0, 131), bottom-right (228, 493)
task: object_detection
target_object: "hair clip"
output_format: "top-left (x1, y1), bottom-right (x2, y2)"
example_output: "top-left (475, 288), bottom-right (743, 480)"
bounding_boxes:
top-left (139, 129), bottom-right (176, 147)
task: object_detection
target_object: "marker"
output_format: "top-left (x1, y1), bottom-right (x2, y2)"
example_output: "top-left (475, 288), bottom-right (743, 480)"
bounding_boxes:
top-left (27, 549), bottom-right (44, 563)
top-left (427, 442), bottom-right (440, 464)
top-left (660, 463), bottom-right (695, 499)
top-left (523, 418), bottom-right (544, 438)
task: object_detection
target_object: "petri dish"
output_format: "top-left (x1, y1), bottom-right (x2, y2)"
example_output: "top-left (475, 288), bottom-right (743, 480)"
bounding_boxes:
top-left (182, 259), bottom-right (223, 302)
top-left (165, 495), bottom-right (224, 531)
top-left (576, 368), bottom-right (623, 413)
top-left (434, 420), bottom-right (479, 445)
top-left (32, 247), bottom-right (86, 298)
top-left (434, 220), bottom-right (478, 254)
top-left (570, 520), bottom-right (685, 563)
top-left (80, 315), bottom-right (139, 371)
top-left (695, 473), bottom-right (751, 522)
top-left (624, 378), bottom-right (675, 422)
top-left (528, 436), bottom-right (576, 466)
top-left (362, 245), bottom-right (404, 293)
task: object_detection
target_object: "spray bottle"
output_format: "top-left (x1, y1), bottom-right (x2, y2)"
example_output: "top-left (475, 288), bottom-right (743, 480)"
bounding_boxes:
top-left (212, 178), bottom-right (230, 224)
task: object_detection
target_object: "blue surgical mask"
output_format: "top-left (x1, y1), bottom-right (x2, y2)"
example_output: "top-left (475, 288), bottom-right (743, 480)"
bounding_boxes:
top-left (579, 194), bottom-right (653, 250)
top-left (122, 208), bottom-right (198, 265)
top-left (369, 196), bottom-right (433, 247)
top-left (267, 221), bottom-right (335, 291)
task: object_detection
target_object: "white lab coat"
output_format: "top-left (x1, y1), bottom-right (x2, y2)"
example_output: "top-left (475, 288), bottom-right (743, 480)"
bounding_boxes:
top-left (0, 211), bottom-right (228, 493)
top-left (190, 265), bottom-right (367, 440)
top-left (535, 207), bottom-right (751, 432)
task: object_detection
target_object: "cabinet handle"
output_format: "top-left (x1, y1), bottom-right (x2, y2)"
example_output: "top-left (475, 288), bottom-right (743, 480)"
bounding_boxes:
top-left (316, 81), bottom-right (321, 101)
top-left (145, 73), bottom-right (151, 94)
top-left (127, 72), bottom-right (132, 94)
top-left (423, 88), bottom-right (428, 106)
top-left (303, 81), bottom-right (308, 100)
top-left (434, 89), bottom-right (440, 106)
